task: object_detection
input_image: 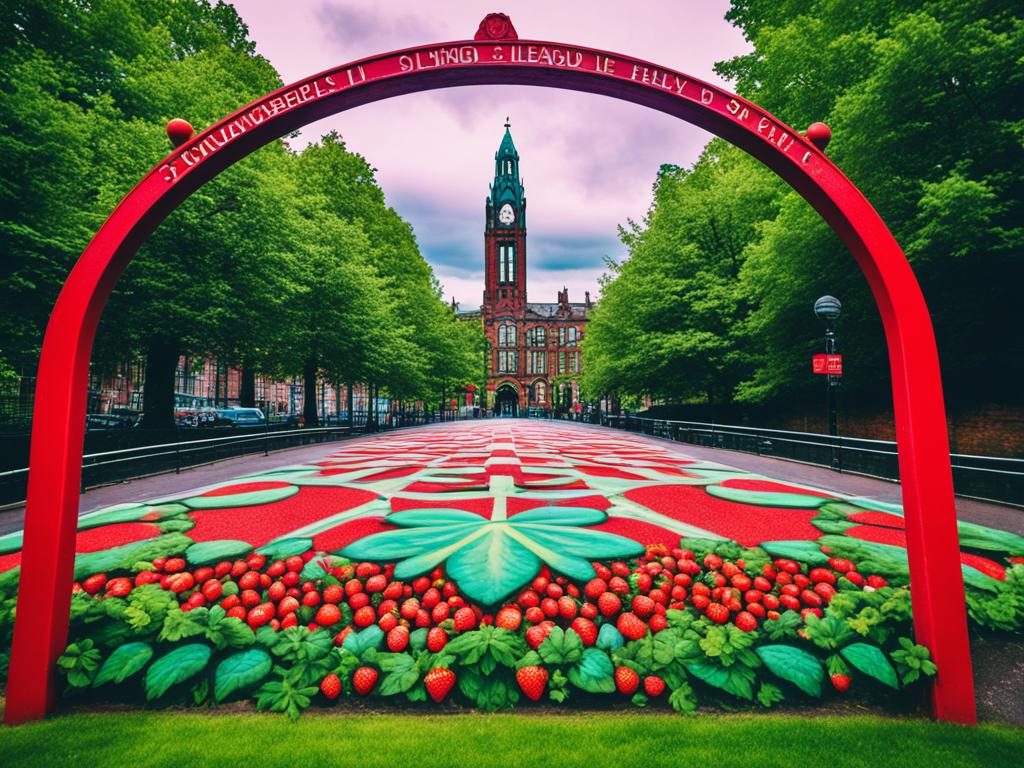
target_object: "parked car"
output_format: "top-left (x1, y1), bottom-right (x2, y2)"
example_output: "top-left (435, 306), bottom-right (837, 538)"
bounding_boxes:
top-left (214, 407), bottom-right (266, 426)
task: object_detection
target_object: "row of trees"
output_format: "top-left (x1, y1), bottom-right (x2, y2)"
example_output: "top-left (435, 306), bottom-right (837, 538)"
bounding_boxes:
top-left (1, 0), bottom-right (482, 428)
top-left (582, 0), bottom-right (1023, 413)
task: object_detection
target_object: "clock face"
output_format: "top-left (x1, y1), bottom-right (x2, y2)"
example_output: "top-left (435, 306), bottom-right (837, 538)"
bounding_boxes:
top-left (498, 203), bottom-right (515, 226)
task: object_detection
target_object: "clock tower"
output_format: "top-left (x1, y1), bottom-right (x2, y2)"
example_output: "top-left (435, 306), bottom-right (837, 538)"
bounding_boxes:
top-left (483, 117), bottom-right (527, 314)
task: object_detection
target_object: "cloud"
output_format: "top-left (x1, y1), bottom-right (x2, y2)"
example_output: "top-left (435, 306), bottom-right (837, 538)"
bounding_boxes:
top-left (230, 0), bottom-right (752, 307)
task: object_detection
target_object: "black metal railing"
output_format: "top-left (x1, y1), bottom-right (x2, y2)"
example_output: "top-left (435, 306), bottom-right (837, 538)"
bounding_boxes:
top-left (601, 414), bottom-right (1024, 508)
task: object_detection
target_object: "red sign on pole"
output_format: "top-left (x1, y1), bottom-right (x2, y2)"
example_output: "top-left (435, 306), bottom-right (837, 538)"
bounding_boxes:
top-left (813, 354), bottom-right (843, 375)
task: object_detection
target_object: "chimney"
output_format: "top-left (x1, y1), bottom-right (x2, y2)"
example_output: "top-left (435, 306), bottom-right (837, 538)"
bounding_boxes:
top-left (585, 290), bottom-right (591, 307)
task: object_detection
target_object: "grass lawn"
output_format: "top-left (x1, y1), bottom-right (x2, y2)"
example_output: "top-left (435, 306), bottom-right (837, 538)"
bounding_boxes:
top-left (1, 710), bottom-right (1022, 768)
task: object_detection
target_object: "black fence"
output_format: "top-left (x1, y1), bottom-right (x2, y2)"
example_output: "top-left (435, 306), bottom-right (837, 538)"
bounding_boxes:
top-left (601, 415), bottom-right (1024, 508)
top-left (0, 408), bottom-right (473, 507)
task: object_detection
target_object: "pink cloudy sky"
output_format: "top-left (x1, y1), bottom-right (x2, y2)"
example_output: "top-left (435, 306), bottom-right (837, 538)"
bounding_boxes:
top-left (231, 1), bottom-right (750, 309)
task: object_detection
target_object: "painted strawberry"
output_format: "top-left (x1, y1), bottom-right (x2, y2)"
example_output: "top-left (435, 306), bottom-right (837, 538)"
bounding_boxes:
top-left (597, 592), bottom-right (622, 618)
top-left (387, 625), bottom-right (410, 652)
top-left (569, 617), bottom-right (597, 646)
top-left (452, 606), bottom-right (476, 632)
top-left (320, 673), bottom-right (341, 700)
top-left (315, 603), bottom-right (342, 627)
top-left (584, 578), bottom-right (608, 600)
top-left (424, 667), bottom-right (456, 703)
top-left (352, 667), bottom-right (378, 696)
top-left (631, 594), bottom-right (656, 617)
top-left (516, 666), bottom-right (549, 701)
top-left (323, 584), bottom-right (344, 604)
top-left (831, 673), bottom-right (851, 693)
top-left (526, 623), bottom-right (552, 649)
top-left (615, 666), bottom-right (640, 695)
top-left (705, 602), bottom-right (730, 624)
top-left (733, 611), bottom-right (758, 632)
top-left (104, 577), bottom-right (132, 597)
top-left (616, 612), bottom-right (647, 641)
top-left (648, 613), bottom-right (669, 633)
top-left (495, 606), bottom-right (523, 630)
top-left (643, 675), bottom-right (666, 697)
top-left (246, 602), bottom-right (275, 629)
top-left (427, 626), bottom-right (448, 652)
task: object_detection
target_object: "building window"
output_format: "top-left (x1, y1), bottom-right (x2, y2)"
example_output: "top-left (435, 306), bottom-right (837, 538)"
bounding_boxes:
top-left (571, 351), bottom-right (580, 373)
top-left (528, 350), bottom-right (546, 374)
top-left (498, 323), bottom-right (516, 347)
top-left (535, 381), bottom-right (546, 403)
top-left (498, 243), bottom-right (516, 284)
top-left (526, 326), bottom-right (547, 347)
top-left (559, 326), bottom-right (579, 347)
top-left (558, 352), bottom-right (566, 374)
top-left (498, 350), bottom-right (517, 373)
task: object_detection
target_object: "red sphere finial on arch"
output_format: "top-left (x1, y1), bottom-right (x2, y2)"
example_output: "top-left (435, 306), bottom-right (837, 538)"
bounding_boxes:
top-left (474, 13), bottom-right (518, 41)
top-left (806, 121), bottom-right (831, 151)
top-left (166, 118), bottom-right (194, 147)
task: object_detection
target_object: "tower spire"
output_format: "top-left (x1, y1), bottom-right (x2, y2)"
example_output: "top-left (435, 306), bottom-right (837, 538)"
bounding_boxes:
top-left (504, 115), bottom-right (510, 128)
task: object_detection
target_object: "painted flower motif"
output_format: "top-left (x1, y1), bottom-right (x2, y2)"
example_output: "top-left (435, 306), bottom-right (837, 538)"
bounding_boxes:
top-left (341, 506), bottom-right (644, 605)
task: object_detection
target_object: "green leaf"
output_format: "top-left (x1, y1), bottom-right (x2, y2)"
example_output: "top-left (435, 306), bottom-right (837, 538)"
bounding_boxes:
top-left (377, 653), bottom-right (419, 695)
top-left (686, 662), bottom-right (755, 700)
top-left (181, 485), bottom-right (298, 509)
top-left (342, 625), bottom-right (385, 657)
top-left (759, 540), bottom-right (830, 564)
top-left (341, 506), bottom-right (641, 605)
top-left (93, 642), bottom-right (153, 686)
top-left (214, 648), bottom-right (273, 702)
top-left (567, 648), bottom-right (615, 693)
top-left (754, 644), bottom-right (824, 697)
top-left (668, 681), bottom-right (698, 712)
top-left (185, 539), bottom-right (253, 566)
top-left (596, 623), bottom-right (625, 651)
top-left (756, 681), bottom-right (785, 708)
top-left (258, 537), bottom-right (315, 559)
top-left (144, 644), bottom-right (212, 700)
top-left (538, 626), bottom-right (584, 666)
top-left (840, 642), bottom-right (899, 689)
top-left (73, 533), bottom-right (192, 580)
top-left (706, 486), bottom-right (827, 509)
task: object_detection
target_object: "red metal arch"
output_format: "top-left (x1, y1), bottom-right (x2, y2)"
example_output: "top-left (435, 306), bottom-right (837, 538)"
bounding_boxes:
top-left (5, 29), bottom-right (975, 724)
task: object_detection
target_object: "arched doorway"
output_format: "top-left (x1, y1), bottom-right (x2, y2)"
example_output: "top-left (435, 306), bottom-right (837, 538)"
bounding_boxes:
top-left (495, 383), bottom-right (519, 418)
top-left (4, 14), bottom-right (974, 724)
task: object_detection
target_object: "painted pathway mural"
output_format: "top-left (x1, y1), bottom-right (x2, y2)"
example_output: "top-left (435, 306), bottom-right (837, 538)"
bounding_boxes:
top-left (0, 422), bottom-right (1021, 714)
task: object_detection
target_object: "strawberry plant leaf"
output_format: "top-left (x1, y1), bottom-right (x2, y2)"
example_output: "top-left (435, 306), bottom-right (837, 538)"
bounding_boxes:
top-left (342, 625), bottom-right (384, 657)
top-left (144, 644), bottom-right (212, 700)
top-left (687, 661), bottom-right (756, 700)
top-left (840, 642), bottom-right (899, 689)
top-left (668, 681), bottom-right (698, 713)
top-left (92, 641), bottom-right (153, 687)
top-left (754, 645), bottom-right (824, 697)
top-left (57, 639), bottom-right (102, 688)
top-left (763, 611), bottom-right (803, 640)
top-left (376, 653), bottom-right (420, 695)
top-left (631, 692), bottom-right (649, 708)
top-left (538, 626), bottom-right (584, 666)
top-left (214, 648), bottom-right (273, 702)
top-left (596, 623), bottom-right (625, 651)
top-left (756, 682), bottom-right (784, 708)
top-left (567, 648), bottom-right (615, 693)
top-left (159, 606), bottom-right (208, 643)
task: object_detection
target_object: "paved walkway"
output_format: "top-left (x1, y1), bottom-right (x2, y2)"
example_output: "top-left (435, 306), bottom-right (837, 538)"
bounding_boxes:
top-left (2, 421), bottom-right (1018, 536)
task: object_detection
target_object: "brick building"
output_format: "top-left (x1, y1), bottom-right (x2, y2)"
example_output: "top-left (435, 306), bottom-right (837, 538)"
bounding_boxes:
top-left (460, 120), bottom-right (592, 417)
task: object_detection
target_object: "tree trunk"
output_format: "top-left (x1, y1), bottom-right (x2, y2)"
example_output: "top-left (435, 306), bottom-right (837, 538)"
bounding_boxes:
top-left (140, 337), bottom-right (179, 430)
top-left (240, 366), bottom-right (256, 408)
top-left (303, 357), bottom-right (318, 426)
top-left (346, 382), bottom-right (354, 429)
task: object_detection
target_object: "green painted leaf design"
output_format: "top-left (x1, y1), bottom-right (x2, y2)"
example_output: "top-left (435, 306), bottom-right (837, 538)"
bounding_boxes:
top-left (687, 662), bottom-right (755, 700)
top-left (840, 643), bottom-right (899, 689)
top-left (568, 648), bottom-right (616, 693)
top-left (257, 537), bottom-right (314, 559)
top-left (341, 506), bottom-right (642, 605)
top-left (342, 625), bottom-right (385, 657)
top-left (755, 644), bottom-right (824, 697)
top-left (180, 486), bottom-right (298, 510)
top-left (0, 529), bottom-right (24, 555)
top-left (93, 642), bottom-right (153, 686)
top-left (596, 623), bottom-right (625, 652)
top-left (185, 539), bottom-right (253, 565)
top-left (759, 540), bottom-right (830, 564)
top-left (214, 648), bottom-right (273, 702)
top-left (706, 485), bottom-right (828, 509)
top-left (144, 644), bottom-right (211, 700)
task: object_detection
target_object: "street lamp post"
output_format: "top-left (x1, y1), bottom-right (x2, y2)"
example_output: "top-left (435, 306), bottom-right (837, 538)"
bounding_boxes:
top-left (814, 295), bottom-right (842, 469)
